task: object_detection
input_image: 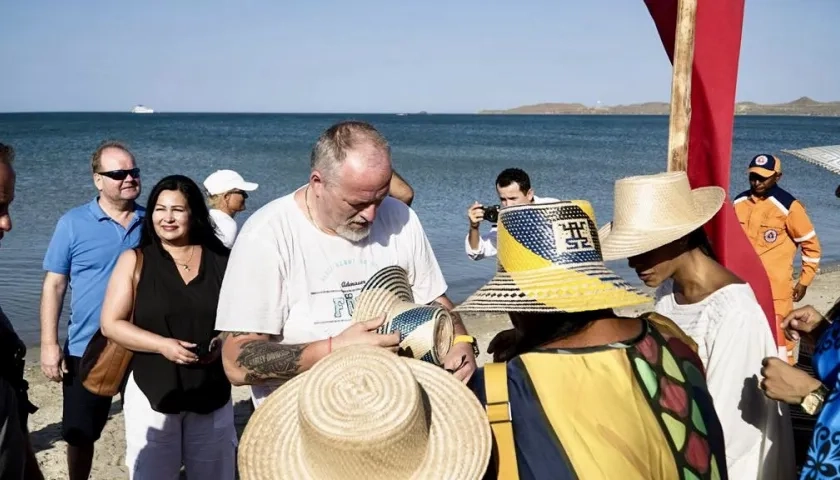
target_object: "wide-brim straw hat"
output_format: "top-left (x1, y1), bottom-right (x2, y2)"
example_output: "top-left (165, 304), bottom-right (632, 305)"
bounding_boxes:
top-left (238, 345), bottom-right (492, 480)
top-left (351, 265), bottom-right (453, 365)
top-left (454, 200), bottom-right (650, 314)
top-left (598, 171), bottom-right (725, 261)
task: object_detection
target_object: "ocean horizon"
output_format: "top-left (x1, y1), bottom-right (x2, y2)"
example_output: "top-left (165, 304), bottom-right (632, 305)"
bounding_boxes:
top-left (2, 112), bottom-right (838, 347)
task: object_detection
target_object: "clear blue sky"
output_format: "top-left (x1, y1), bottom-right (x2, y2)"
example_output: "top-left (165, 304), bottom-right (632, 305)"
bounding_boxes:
top-left (1, 0), bottom-right (836, 113)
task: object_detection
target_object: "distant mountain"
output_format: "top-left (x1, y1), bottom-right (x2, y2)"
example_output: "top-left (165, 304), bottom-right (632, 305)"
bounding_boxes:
top-left (479, 97), bottom-right (840, 116)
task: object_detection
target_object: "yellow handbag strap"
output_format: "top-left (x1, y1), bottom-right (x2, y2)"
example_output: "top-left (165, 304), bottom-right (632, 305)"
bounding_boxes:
top-left (484, 362), bottom-right (519, 480)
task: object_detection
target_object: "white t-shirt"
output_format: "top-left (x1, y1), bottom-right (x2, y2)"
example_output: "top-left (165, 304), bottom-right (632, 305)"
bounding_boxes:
top-left (465, 195), bottom-right (559, 260)
top-left (215, 188), bottom-right (448, 407)
top-left (209, 209), bottom-right (238, 249)
top-left (654, 280), bottom-right (795, 480)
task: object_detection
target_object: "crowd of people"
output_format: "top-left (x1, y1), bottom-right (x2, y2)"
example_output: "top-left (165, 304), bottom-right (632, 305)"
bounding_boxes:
top-left (0, 121), bottom-right (836, 479)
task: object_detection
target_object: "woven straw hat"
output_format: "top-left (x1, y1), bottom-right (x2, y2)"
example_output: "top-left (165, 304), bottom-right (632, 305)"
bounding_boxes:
top-left (454, 200), bottom-right (649, 313)
top-left (351, 265), bottom-right (453, 365)
top-left (598, 171), bottom-right (725, 261)
top-left (237, 345), bottom-right (492, 480)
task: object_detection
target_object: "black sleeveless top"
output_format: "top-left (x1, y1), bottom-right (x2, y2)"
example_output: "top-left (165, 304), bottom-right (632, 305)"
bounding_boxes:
top-left (131, 244), bottom-right (231, 414)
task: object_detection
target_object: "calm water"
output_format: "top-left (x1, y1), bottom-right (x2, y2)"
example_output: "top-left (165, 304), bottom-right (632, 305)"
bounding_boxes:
top-left (1, 113), bottom-right (838, 345)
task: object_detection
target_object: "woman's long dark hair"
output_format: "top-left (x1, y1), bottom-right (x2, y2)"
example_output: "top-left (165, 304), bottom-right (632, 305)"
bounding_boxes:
top-left (686, 227), bottom-right (718, 262)
top-left (139, 175), bottom-right (229, 255)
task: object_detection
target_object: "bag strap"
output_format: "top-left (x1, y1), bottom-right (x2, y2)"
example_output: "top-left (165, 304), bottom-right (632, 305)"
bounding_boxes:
top-left (128, 248), bottom-right (144, 325)
top-left (641, 311), bottom-right (699, 353)
top-left (484, 362), bottom-right (519, 480)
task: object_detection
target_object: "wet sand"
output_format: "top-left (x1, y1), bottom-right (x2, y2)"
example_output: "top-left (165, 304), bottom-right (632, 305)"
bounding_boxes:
top-left (22, 272), bottom-right (840, 479)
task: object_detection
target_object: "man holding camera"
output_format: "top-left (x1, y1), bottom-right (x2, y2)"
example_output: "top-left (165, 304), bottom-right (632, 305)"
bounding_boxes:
top-left (465, 168), bottom-right (558, 261)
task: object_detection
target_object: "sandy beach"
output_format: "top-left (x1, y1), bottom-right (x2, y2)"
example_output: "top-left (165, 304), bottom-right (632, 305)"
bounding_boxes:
top-left (20, 270), bottom-right (840, 479)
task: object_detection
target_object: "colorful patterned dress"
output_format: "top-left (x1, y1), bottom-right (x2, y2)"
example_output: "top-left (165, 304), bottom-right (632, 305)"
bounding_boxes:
top-left (469, 316), bottom-right (728, 479)
top-left (800, 317), bottom-right (840, 479)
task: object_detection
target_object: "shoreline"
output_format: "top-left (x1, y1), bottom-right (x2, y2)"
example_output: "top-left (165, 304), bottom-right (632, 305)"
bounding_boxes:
top-left (16, 261), bottom-right (840, 352)
top-left (20, 271), bottom-right (840, 479)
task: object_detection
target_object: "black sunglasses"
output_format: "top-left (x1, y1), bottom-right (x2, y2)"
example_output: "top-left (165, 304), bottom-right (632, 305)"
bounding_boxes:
top-left (228, 190), bottom-right (249, 199)
top-left (97, 168), bottom-right (140, 181)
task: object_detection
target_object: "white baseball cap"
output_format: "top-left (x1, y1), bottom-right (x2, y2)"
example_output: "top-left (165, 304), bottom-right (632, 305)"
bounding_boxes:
top-left (203, 169), bottom-right (259, 195)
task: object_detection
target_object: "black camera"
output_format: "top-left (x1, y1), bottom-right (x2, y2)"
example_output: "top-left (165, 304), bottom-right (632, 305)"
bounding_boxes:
top-left (481, 205), bottom-right (500, 224)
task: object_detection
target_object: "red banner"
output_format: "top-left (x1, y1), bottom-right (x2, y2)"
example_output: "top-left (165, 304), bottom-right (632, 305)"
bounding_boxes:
top-left (645, 0), bottom-right (777, 338)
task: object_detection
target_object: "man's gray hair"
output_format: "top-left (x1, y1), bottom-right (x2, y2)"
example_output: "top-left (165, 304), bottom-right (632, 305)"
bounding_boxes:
top-left (310, 121), bottom-right (390, 181)
top-left (0, 143), bottom-right (14, 165)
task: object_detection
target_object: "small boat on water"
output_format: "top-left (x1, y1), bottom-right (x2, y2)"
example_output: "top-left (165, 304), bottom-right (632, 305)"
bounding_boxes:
top-left (131, 105), bottom-right (154, 114)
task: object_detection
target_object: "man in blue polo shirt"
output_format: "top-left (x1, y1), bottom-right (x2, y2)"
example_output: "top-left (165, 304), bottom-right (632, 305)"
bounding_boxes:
top-left (39, 141), bottom-right (144, 480)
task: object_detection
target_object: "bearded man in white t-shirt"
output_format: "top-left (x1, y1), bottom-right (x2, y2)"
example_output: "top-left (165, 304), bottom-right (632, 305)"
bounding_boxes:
top-left (216, 121), bottom-right (478, 408)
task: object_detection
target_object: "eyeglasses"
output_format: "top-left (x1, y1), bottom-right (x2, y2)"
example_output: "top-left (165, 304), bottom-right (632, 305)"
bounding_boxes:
top-left (97, 168), bottom-right (140, 181)
top-left (229, 190), bottom-right (249, 199)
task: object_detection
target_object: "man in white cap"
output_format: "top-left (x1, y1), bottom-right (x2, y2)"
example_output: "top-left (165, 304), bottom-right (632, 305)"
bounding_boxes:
top-left (203, 169), bottom-right (258, 248)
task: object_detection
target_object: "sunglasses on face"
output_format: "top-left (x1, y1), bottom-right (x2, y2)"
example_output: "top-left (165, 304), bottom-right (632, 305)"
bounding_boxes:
top-left (97, 168), bottom-right (140, 181)
top-left (228, 190), bottom-right (249, 199)
top-left (749, 173), bottom-right (774, 183)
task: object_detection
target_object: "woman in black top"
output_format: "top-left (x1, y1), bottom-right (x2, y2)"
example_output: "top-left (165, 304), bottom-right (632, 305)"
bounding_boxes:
top-left (100, 175), bottom-right (235, 480)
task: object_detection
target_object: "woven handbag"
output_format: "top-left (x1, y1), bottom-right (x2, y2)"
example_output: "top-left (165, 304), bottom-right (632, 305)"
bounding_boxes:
top-left (79, 248), bottom-right (144, 397)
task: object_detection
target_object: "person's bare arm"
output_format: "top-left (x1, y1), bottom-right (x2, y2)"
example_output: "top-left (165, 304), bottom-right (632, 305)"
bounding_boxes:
top-left (432, 295), bottom-right (468, 335)
top-left (39, 272), bottom-right (68, 382)
top-left (390, 171), bottom-right (414, 206)
top-left (100, 250), bottom-right (168, 353)
top-left (219, 333), bottom-right (323, 386)
top-left (100, 251), bottom-right (199, 364)
top-left (431, 295), bottom-right (476, 382)
top-left (220, 316), bottom-right (398, 386)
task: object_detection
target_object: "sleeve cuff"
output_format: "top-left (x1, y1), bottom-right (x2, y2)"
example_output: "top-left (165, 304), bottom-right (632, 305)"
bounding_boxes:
top-left (464, 235), bottom-right (483, 256)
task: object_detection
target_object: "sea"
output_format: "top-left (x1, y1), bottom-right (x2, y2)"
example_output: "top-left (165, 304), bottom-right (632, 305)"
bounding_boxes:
top-left (1, 113), bottom-right (838, 346)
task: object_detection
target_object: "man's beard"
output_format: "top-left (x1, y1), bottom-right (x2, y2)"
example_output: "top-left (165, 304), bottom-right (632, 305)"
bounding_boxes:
top-left (336, 223), bottom-right (372, 243)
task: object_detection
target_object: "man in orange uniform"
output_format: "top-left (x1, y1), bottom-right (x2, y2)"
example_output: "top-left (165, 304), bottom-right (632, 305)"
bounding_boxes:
top-left (734, 154), bottom-right (821, 365)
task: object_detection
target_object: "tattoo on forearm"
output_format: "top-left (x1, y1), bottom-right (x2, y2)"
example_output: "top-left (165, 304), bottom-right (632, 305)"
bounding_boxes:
top-left (449, 311), bottom-right (466, 329)
top-left (236, 340), bottom-right (305, 384)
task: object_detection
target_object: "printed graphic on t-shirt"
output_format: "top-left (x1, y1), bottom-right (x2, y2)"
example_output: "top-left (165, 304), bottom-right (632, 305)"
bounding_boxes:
top-left (309, 257), bottom-right (383, 326)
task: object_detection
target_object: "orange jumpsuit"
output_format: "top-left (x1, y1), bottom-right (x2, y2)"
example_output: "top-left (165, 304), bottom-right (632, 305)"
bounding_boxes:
top-left (734, 185), bottom-right (821, 364)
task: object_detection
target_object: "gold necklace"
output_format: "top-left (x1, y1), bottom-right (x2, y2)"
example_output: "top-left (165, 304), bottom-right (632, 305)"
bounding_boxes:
top-left (305, 186), bottom-right (321, 231)
top-left (173, 246), bottom-right (196, 271)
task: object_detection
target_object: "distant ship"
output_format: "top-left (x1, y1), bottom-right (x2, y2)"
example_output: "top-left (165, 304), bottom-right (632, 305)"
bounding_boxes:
top-left (131, 105), bottom-right (154, 114)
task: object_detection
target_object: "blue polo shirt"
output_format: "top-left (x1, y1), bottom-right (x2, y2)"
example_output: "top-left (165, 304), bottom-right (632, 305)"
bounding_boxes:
top-left (43, 198), bottom-right (145, 357)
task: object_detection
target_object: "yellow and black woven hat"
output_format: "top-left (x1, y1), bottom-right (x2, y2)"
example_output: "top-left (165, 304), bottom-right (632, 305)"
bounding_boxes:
top-left (454, 200), bottom-right (649, 314)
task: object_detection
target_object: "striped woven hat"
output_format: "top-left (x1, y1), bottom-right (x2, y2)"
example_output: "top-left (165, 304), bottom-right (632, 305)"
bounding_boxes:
top-left (454, 200), bottom-right (650, 313)
top-left (351, 266), bottom-right (454, 365)
top-left (238, 345), bottom-right (492, 480)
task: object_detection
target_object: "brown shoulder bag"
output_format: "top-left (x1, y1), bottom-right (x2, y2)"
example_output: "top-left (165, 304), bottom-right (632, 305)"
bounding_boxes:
top-left (80, 248), bottom-right (144, 397)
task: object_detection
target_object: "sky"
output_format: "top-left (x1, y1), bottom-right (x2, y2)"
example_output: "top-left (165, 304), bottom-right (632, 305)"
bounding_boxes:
top-left (0, 0), bottom-right (837, 113)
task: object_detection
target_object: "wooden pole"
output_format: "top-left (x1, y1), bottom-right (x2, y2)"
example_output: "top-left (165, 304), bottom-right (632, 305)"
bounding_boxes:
top-left (666, 0), bottom-right (698, 172)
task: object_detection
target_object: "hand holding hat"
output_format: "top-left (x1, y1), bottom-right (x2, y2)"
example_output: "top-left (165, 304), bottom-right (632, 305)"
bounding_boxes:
top-left (352, 266), bottom-right (454, 365)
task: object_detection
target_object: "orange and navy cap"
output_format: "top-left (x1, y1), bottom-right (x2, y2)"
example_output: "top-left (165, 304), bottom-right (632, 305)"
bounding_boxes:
top-left (748, 154), bottom-right (782, 177)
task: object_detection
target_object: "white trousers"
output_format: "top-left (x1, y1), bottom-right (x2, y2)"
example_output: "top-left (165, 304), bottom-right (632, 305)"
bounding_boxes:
top-left (123, 373), bottom-right (237, 480)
